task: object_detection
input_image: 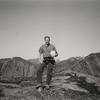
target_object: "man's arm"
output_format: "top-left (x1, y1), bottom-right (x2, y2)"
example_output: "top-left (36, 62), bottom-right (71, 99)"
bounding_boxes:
top-left (55, 51), bottom-right (58, 57)
top-left (38, 46), bottom-right (44, 63)
top-left (39, 52), bottom-right (43, 63)
top-left (53, 46), bottom-right (58, 57)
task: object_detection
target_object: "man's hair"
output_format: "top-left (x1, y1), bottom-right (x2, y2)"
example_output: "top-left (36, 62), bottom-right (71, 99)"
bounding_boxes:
top-left (44, 36), bottom-right (50, 41)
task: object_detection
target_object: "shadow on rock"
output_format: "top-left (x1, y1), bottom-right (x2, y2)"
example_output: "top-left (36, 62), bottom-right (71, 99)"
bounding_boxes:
top-left (66, 75), bottom-right (100, 95)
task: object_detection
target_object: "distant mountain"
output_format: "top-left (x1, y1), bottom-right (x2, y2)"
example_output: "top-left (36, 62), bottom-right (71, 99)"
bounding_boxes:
top-left (1, 57), bottom-right (37, 80)
top-left (56, 59), bottom-right (60, 63)
top-left (0, 58), bottom-right (10, 75)
top-left (28, 58), bottom-right (39, 65)
top-left (55, 52), bottom-right (100, 76)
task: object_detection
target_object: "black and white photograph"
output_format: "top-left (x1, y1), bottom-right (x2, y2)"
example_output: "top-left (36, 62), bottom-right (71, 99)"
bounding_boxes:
top-left (0, 0), bottom-right (100, 100)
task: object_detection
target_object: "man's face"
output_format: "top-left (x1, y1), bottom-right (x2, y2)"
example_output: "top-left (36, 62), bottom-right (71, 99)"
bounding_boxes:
top-left (45, 37), bottom-right (50, 45)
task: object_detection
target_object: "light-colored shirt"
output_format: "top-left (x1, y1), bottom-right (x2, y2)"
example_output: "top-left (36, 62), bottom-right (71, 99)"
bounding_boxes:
top-left (39, 44), bottom-right (57, 57)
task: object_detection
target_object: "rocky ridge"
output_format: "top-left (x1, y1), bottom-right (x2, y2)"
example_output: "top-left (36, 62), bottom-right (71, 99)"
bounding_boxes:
top-left (55, 53), bottom-right (100, 76)
top-left (0, 53), bottom-right (100, 100)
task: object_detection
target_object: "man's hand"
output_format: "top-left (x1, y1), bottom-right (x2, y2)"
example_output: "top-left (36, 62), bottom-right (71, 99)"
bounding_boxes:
top-left (55, 52), bottom-right (58, 57)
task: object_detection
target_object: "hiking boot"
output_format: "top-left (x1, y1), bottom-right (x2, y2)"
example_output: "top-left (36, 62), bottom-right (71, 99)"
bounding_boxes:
top-left (45, 84), bottom-right (50, 89)
top-left (36, 83), bottom-right (42, 89)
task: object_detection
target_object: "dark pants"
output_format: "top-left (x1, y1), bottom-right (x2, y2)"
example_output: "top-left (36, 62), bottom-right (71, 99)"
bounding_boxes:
top-left (37, 57), bottom-right (55, 85)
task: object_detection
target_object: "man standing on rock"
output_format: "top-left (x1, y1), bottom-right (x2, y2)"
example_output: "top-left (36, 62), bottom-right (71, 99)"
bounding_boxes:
top-left (36, 36), bottom-right (58, 89)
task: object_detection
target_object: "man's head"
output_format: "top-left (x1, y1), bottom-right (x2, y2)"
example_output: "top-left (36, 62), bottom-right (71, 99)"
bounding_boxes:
top-left (44, 36), bottom-right (50, 45)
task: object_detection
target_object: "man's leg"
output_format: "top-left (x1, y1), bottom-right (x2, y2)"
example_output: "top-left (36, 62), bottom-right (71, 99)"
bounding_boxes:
top-left (46, 62), bottom-right (54, 85)
top-left (37, 62), bottom-right (46, 87)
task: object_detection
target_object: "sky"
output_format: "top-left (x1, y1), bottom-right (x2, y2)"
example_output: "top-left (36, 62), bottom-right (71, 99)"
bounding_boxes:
top-left (0, 0), bottom-right (100, 60)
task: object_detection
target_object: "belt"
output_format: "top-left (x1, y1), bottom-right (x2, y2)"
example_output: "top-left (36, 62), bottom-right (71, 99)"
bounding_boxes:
top-left (43, 57), bottom-right (54, 60)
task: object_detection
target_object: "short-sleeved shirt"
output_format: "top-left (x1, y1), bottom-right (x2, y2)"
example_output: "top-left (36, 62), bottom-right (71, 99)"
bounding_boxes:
top-left (39, 44), bottom-right (57, 58)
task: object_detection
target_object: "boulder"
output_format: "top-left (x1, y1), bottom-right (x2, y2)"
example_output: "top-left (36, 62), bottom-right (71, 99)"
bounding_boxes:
top-left (55, 53), bottom-right (100, 76)
top-left (0, 58), bottom-right (10, 75)
top-left (1, 57), bottom-right (37, 80)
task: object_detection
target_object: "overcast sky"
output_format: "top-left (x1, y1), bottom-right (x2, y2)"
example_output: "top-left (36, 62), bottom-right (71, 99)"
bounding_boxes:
top-left (0, 0), bottom-right (100, 60)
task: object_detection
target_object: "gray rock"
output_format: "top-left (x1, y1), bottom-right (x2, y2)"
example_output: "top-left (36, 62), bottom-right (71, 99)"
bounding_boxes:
top-left (1, 57), bottom-right (37, 81)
